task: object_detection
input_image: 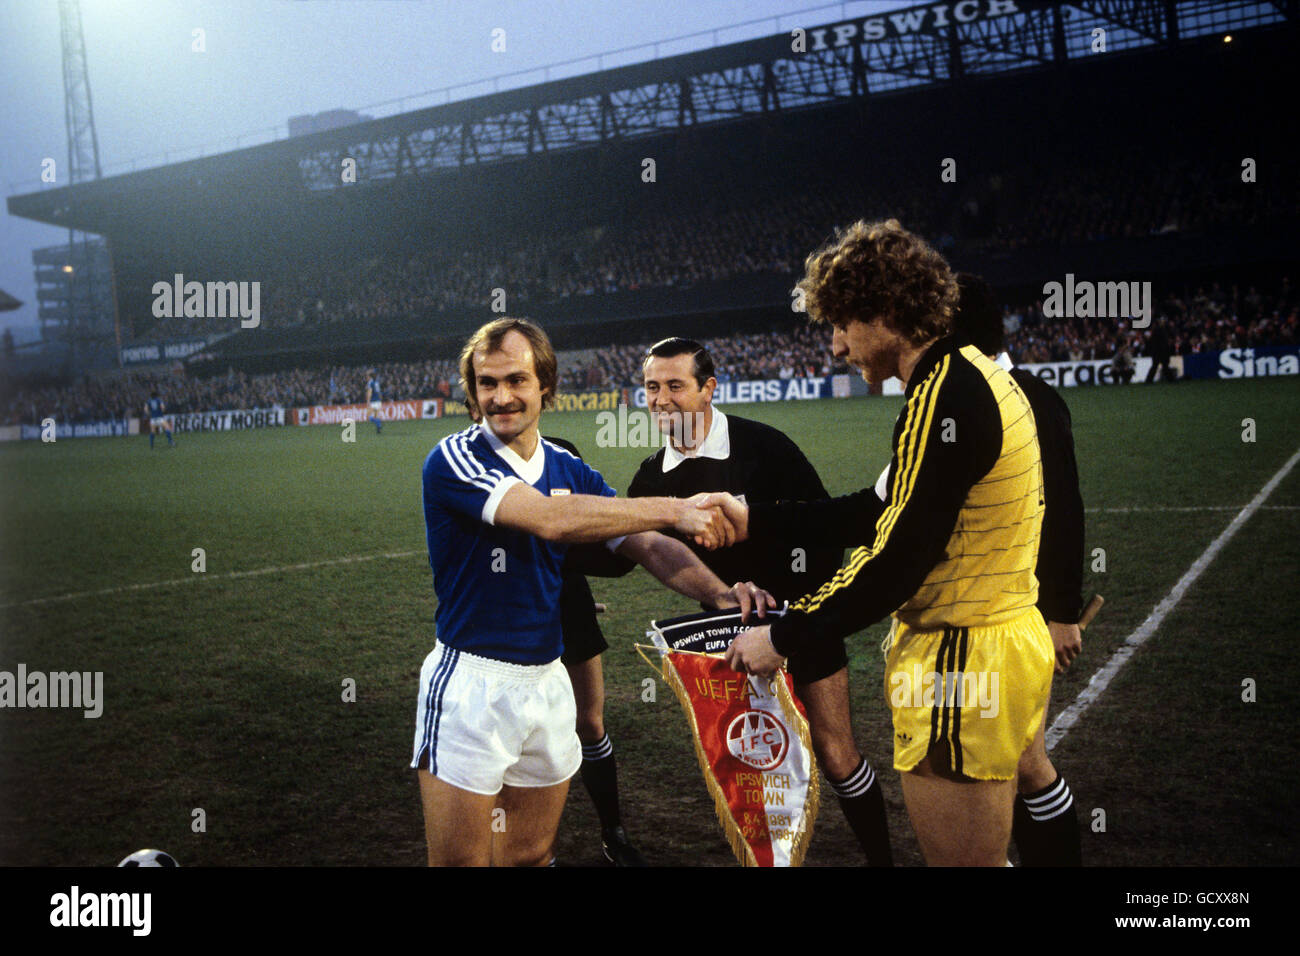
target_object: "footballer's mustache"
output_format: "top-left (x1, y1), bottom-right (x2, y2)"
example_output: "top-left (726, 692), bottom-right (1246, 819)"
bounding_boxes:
top-left (486, 404), bottom-right (525, 415)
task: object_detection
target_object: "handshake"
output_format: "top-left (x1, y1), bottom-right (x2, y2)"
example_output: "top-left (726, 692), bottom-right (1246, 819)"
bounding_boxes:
top-left (668, 492), bottom-right (788, 677)
top-left (672, 492), bottom-right (749, 551)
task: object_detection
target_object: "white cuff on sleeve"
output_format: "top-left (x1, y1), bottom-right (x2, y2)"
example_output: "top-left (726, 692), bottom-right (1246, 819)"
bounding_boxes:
top-left (482, 476), bottom-right (523, 525)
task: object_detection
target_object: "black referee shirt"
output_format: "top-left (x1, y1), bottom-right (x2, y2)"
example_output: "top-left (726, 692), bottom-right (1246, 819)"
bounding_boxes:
top-left (625, 412), bottom-right (842, 607)
top-left (1011, 369), bottom-right (1085, 625)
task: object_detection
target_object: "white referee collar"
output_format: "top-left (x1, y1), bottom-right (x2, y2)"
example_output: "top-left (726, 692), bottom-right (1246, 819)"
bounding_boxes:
top-left (481, 423), bottom-right (546, 485)
top-left (662, 408), bottom-right (730, 473)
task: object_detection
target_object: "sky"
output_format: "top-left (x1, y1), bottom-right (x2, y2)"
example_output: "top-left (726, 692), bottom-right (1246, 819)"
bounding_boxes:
top-left (0, 0), bottom-right (918, 342)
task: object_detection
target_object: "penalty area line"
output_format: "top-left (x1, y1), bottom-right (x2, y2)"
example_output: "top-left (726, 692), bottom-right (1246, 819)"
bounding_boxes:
top-left (0, 550), bottom-right (426, 610)
top-left (1048, 445), bottom-right (1300, 751)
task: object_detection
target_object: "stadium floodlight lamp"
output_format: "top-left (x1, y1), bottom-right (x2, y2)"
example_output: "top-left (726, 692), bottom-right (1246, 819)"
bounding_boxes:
top-left (62, 265), bottom-right (74, 273)
top-left (1223, 34), bottom-right (1233, 43)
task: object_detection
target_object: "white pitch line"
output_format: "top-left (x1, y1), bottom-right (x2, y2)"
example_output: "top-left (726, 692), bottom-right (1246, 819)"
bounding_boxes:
top-left (1085, 505), bottom-right (1298, 513)
top-left (1048, 446), bottom-right (1300, 751)
top-left (5, 503), bottom-right (1296, 613)
top-left (0, 550), bottom-right (425, 611)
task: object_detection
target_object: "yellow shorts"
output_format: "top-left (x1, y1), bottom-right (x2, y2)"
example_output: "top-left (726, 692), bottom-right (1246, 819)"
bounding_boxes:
top-left (883, 609), bottom-right (1053, 781)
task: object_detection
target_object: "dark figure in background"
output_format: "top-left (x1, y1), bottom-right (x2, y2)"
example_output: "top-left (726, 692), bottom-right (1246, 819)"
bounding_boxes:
top-left (952, 273), bottom-right (1085, 866)
top-left (547, 434), bottom-right (649, 867)
top-left (1112, 338), bottom-right (1136, 384)
top-left (1143, 318), bottom-right (1177, 382)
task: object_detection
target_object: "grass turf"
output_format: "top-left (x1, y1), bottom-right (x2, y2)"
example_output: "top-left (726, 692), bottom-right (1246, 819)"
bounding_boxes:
top-left (0, 375), bottom-right (1296, 866)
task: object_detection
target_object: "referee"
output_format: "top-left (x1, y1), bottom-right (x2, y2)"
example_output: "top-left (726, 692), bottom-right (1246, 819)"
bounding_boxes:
top-left (621, 338), bottom-right (894, 866)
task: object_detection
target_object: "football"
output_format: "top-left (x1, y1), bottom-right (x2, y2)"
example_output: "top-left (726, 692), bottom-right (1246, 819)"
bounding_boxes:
top-left (117, 849), bottom-right (179, 867)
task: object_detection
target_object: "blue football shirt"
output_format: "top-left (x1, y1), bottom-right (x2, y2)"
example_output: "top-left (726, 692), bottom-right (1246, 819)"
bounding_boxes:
top-left (422, 424), bottom-right (619, 664)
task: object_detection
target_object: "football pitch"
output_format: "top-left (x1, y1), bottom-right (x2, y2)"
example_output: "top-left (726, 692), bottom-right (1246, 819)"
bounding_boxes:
top-left (1, 377), bottom-right (1297, 867)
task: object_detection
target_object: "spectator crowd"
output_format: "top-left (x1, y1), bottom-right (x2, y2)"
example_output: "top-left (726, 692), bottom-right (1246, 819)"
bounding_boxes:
top-left (2, 359), bottom-right (457, 427)
top-left (1003, 279), bottom-right (1298, 364)
top-left (4, 276), bottom-right (1294, 426)
top-left (132, 150), bottom-right (1297, 340)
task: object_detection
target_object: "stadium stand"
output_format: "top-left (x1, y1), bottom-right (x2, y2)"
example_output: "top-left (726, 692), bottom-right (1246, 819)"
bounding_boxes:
top-left (97, 149), bottom-right (1298, 342)
top-left (4, 277), bottom-right (1295, 424)
top-left (5, 2), bottom-right (1296, 426)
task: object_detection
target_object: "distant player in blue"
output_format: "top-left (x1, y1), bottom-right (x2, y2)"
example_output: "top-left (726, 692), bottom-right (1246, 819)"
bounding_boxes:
top-left (413, 318), bottom-right (774, 867)
top-left (145, 392), bottom-right (175, 449)
top-left (365, 369), bottom-right (383, 434)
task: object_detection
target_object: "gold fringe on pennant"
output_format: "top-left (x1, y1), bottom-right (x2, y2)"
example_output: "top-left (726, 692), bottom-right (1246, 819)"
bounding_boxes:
top-left (635, 644), bottom-right (757, 866)
top-left (770, 673), bottom-right (821, 868)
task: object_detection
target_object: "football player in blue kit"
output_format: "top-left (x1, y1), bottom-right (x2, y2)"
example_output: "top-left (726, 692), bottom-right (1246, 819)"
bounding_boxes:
top-left (365, 370), bottom-right (384, 434)
top-left (145, 392), bottom-right (175, 449)
top-left (413, 317), bottom-right (773, 866)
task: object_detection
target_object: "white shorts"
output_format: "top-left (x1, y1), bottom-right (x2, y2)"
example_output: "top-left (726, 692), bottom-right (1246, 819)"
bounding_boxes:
top-left (410, 642), bottom-right (581, 795)
top-left (369, 401), bottom-right (382, 412)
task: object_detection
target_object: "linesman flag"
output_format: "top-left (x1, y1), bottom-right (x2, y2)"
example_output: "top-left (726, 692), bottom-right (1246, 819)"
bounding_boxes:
top-left (639, 608), bottom-right (819, 866)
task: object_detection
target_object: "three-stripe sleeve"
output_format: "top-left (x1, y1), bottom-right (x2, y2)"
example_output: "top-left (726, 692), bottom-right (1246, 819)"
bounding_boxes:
top-left (423, 428), bottom-right (521, 526)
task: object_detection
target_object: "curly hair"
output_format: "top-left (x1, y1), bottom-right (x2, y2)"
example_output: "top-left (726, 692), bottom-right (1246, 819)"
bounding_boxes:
top-left (796, 219), bottom-right (958, 346)
top-left (458, 317), bottom-right (558, 421)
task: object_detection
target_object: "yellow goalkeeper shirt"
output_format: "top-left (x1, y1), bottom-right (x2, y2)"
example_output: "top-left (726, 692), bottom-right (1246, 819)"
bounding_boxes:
top-left (764, 338), bottom-right (1045, 654)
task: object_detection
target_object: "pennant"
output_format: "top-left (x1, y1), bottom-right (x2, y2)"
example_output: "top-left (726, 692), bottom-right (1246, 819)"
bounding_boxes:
top-left (639, 608), bottom-right (819, 866)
